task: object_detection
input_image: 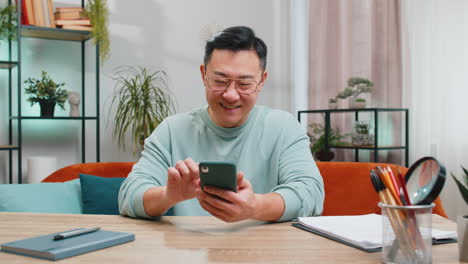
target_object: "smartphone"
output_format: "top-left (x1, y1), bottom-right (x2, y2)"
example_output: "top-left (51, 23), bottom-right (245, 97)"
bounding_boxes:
top-left (199, 161), bottom-right (237, 192)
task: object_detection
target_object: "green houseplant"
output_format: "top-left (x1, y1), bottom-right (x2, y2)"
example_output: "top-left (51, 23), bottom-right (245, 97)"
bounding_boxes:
top-left (24, 71), bottom-right (68, 117)
top-left (451, 166), bottom-right (468, 261)
top-left (110, 66), bottom-right (175, 155)
top-left (0, 4), bottom-right (17, 40)
top-left (308, 122), bottom-right (348, 161)
top-left (85, 0), bottom-right (110, 63)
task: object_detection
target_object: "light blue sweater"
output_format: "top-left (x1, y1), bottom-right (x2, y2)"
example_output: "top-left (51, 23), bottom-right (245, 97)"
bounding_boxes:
top-left (118, 105), bottom-right (324, 222)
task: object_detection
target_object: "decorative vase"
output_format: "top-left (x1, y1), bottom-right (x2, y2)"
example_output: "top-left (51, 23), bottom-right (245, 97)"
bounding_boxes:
top-left (39, 100), bottom-right (56, 117)
top-left (68, 92), bottom-right (80, 117)
top-left (458, 215), bottom-right (468, 261)
top-left (328, 102), bottom-right (338, 109)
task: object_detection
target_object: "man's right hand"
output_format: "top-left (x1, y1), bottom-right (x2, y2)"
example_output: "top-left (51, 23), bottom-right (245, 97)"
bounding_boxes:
top-left (143, 158), bottom-right (200, 217)
top-left (165, 158), bottom-right (200, 204)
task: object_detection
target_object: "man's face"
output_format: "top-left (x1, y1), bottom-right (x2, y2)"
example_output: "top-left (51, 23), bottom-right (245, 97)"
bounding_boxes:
top-left (200, 49), bottom-right (267, 128)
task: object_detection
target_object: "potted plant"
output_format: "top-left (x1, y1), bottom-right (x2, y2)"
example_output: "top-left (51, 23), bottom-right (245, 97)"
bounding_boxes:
top-left (351, 121), bottom-right (375, 146)
top-left (0, 4), bottom-right (17, 40)
top-left (336, 77), bottom-right (373, 108)
top-left (110, 66), bottom-right (175, 155)
top-left (24, 71), bottom-right (68, 117)
top-left (451, 166), bottom-right (468, 261)
top-left (308, 122), bottom-right (349, 161)
top-left (328, 98), bottom-right (338, 109)
top-left (353, 98), bottom-right (366, 109)
top-left (85, 0), bottom-right (109, 63)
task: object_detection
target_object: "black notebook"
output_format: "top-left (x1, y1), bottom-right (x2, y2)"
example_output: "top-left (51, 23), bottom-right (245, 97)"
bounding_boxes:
top-left (293, 214), bottom-right (457, 253)
top-left (1, 228), bottom-right (135, 261)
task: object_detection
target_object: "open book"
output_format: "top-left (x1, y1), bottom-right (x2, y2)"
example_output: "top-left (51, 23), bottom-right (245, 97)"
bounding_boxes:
top-left (293, 214), bottom-right (457, 252)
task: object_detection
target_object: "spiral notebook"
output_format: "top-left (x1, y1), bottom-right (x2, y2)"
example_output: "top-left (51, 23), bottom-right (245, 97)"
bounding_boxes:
top-left (1, 228), bottom-right (135, 261)
top-left (293, 214), bottom-right (457, 252)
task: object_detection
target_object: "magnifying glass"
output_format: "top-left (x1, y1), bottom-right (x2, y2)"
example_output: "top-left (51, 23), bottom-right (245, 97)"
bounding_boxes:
top-left (405, 156), bottom-right (446, 205)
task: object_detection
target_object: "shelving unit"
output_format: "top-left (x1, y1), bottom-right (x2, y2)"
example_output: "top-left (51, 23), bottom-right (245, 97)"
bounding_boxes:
top-left (0, 1), bottom-right (100, 184)
top-left (298, 108), bottom-right (409, 167)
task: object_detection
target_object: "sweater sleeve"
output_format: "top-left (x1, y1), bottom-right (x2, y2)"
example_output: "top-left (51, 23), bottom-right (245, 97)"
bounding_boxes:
top-left (271, 114), bottom-right (325, 222)
top-left (118, 120), bottom-right (173, 219)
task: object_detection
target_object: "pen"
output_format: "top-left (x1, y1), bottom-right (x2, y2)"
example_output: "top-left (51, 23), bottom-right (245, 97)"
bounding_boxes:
top-left (52, 227), bottom-right (101, 241)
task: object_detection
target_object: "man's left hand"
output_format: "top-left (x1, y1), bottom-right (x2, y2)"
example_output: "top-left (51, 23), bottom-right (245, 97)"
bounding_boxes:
top-left (195, 172), bottom-right (258, 222)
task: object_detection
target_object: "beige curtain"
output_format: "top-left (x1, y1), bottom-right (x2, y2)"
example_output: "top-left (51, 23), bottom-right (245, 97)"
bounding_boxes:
top-left (308, 0), bottom-right (403, 164)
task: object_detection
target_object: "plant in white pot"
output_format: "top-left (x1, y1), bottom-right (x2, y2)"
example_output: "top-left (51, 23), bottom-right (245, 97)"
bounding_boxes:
top-left (328, 98), bottom-right (338, 109)
top-left (336, 77), bottom-right (373, 108)
top-left (451, 166), bottom-right (468, 261)
top-left (109, 66), bottom-right (175, 156)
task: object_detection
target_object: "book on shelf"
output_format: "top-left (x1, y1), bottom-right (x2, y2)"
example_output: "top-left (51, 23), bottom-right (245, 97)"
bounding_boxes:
top-left (54, 6), bottom-right (85, 20)
top-left (24, 0), bottom-right (35, 25)
top-left (32, 0), bottom-right (44, 27)
top-left (46, 0), bottom-right (55, 28)
top-left (56, 6), bottom-right (83, 12)
top-left (55, 19), bottom-right (91, 26)
top-left (61, 25), bottom-right (92, 31)
top-left (1, 228), bottom-right (135, 261)
top-left (293, 214), bottom-right (457, 252)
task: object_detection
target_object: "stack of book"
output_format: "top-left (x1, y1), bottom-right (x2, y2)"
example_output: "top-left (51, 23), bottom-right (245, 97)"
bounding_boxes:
top-left (54, 7), bottom-right (92, 31)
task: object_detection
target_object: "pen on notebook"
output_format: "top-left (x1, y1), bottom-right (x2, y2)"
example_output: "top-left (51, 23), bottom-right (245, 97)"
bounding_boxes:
top-left (52, 227), bottom-right (101, 241)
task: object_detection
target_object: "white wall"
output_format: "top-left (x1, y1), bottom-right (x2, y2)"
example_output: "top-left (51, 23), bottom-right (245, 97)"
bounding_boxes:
top-left (0, 0), bottom-right (293, 182)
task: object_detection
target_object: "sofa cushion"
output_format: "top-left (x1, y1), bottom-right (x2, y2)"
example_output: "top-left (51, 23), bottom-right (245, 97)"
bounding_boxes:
top-left (79, 174), bottom-right (125, 215)
top-left (0, 179), bottom-right (83, 214)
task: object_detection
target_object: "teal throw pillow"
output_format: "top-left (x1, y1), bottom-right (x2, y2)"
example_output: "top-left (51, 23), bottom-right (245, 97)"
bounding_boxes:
top-left (0, 179), bottom-right (83, 214)
top-left (79, 174), bottom-right (125, 215)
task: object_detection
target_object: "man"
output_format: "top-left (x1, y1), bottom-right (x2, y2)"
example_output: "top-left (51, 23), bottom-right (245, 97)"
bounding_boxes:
top-left (118, 26), bottom-right (324, 222)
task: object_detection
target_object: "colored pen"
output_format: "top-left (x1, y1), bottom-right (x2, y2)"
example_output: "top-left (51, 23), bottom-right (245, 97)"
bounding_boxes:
top-left (52, 227), bottom-right (101, 241)
top-left (376, 166), bottom-right (402, 205)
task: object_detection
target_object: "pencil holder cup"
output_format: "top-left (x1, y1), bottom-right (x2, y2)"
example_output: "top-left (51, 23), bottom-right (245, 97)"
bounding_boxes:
top-left (379, 202), bottom-right (435, 264)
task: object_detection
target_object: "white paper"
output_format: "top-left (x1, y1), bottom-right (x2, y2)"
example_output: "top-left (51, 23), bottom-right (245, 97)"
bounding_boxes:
top-left (298, 214), bottom-right (457, 250)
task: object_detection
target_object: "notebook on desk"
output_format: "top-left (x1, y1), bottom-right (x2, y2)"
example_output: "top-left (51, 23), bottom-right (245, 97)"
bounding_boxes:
top-left (0, 228), bottom-right (135, 260)
top-left (293, 214), bottom-right (457, 253)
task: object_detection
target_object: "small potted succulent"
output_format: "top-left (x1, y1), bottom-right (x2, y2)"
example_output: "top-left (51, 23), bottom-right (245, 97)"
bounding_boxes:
top-left (451, 166), bottom-right (468, 261)
top-left (351, 121), bottom-right (375, 146)
top-left (328, 98), bottom-right (338, 109)
top-left (24, 71), bottom-right (68, 117)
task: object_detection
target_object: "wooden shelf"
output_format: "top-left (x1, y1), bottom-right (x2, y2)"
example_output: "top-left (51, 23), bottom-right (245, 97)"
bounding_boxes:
top-left (331, 145), bottom-right (406, 150)
top-left (0, 61), bottom-right (18, 69)
top-left (10, 116), bottom-right (97, 120)
top-left (0, 145), bottom-right (18, 151)
top-left (21, 25), bottom-right (91, 41)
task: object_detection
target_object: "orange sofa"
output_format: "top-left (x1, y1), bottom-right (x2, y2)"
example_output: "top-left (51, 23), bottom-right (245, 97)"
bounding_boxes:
top-left (42, 161), bottom-right (448, 218)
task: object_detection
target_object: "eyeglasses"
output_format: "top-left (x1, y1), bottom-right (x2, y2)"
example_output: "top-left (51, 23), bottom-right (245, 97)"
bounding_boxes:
top-left (204, 76), bottom-right (261, 95)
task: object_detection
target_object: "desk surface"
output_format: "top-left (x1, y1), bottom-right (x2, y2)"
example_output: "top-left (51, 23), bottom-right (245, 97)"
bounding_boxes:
top-left (0, 213), bottom-right (461, 263)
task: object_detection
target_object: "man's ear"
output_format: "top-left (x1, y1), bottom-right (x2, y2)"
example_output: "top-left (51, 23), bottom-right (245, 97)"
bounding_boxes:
top-left (200, 65), bottom-right (206, 82)
top-left (257, 71), bottom-right (268, 93)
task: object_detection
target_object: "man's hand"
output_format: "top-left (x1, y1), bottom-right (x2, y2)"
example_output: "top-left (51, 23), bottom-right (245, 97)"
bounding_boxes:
top-left (143, 158), bottom-right (200, 217)
top-left (165, 158), bottom-right (200, 204)
top-left (195, 172), bottom-right (285, 222)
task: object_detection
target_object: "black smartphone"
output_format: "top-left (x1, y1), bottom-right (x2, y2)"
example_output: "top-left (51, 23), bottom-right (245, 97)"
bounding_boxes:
top-left (199, 161), bottom-right (237, 192)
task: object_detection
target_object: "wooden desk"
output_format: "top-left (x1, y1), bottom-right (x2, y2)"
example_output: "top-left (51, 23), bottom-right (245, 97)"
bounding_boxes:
top-left (0, 213), bottom-right (460, 263)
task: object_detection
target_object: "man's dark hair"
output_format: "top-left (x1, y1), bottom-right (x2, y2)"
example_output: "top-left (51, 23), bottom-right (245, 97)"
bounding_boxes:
top-left (204, 26), bottom-right (267, 71)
